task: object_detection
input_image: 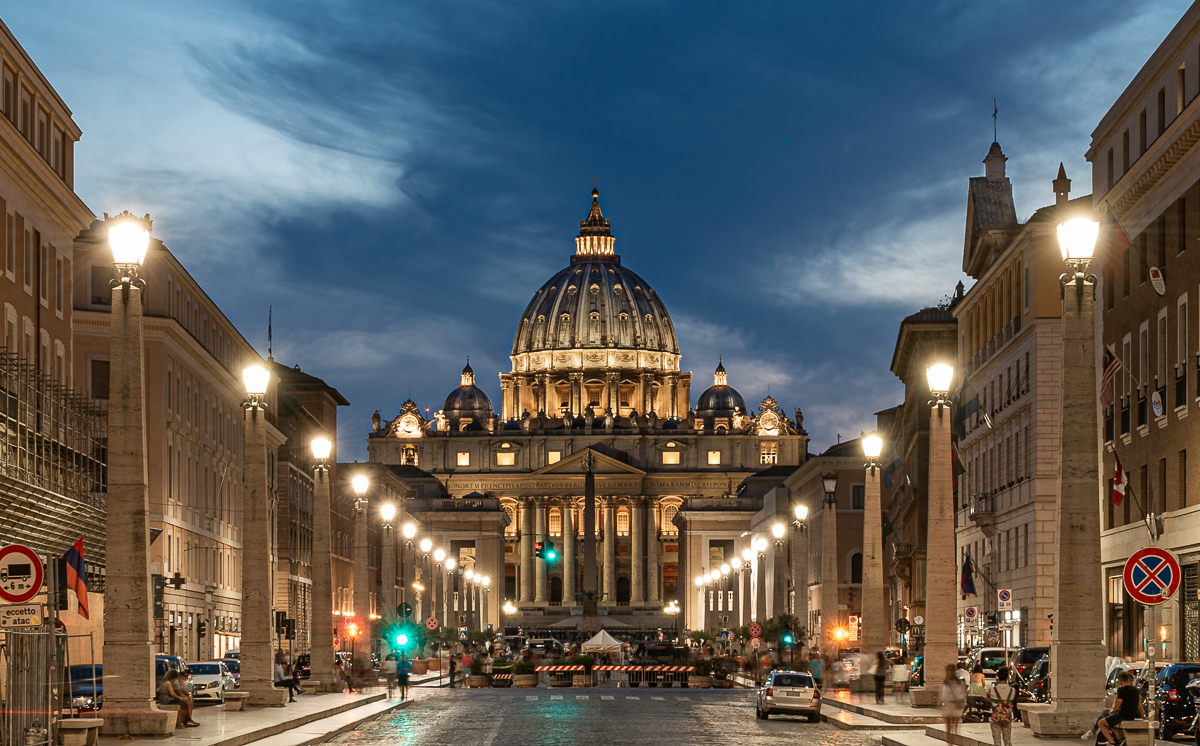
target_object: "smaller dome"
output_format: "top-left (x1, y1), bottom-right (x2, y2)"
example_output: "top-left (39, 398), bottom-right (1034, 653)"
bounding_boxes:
top-left (442, 359), bottom-right (493, 420)
top-left (695, 358), bottom-right (745, 415)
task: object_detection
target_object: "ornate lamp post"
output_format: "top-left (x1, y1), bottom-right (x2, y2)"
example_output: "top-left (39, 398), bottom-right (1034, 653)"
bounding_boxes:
top-left (792, 504), bottom-right (809, 650)
top-left (402, 523), bottom-right (416, 612)
top-left (861, 433), bottom-right (886, 661)
top-left (99, 213), bottom-right (177, 734)
top-left (741, 548), bottom-right (754, 625)
top-left (730, 557), bottom-right (744, 626)
top-left (480, 576), bottom-right (490, 633)
top-left (444, 556), bottom-right (457, 631)
top-left (350, 475), bottom-right (370, 673)
top-left (820, 471), bottom-right (839, 656)
top-left (464, 569), bottom-right (476, 632)
top-left (310, 437), bottom-right (338, 690)
top-left (380, 503), bottom-right (397, 656)
top-left (239, 365), bottom-right (289, 705)
top-left (720, 563), bottom-right (731, 634)
top-left (664, 601), bottom-right (680, 641)
top-left (753, 537), bottom-right (768, 622)
top-left (910, 362), bottom-right (956, 707)
top-left (419, 539), bottom-right (432, 621)
top-left (1027, 216), bottom-right (1104, 735)
top-left (433, 549), bottom-right (446, 626)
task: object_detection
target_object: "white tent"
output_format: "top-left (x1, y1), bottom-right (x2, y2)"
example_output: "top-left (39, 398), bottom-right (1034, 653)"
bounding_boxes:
top-left (581, 629), bottom-right (624, 654)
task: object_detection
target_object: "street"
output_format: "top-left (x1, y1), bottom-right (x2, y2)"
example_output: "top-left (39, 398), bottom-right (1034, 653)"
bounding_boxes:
top-left (329, 689), bottom-right (885, 746)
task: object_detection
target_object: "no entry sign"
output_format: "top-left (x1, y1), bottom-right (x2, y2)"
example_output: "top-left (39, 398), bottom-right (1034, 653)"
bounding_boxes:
top-left (0, 545), bottom-right (42, 604)
top-left (1124, 546), bottom-right (1181, 605)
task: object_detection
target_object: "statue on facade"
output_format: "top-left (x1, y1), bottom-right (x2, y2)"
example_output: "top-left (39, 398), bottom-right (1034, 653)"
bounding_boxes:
top-left (685, 408), bottom-right (696, 429)
top-left (603, 407), bottom-right (615, 432)
top-left (584, 405), bottom-right (595, 430)
top-left (371, 409), bottom-right (382, 432)
top-left (795, 407), bottom-right (807, 435)
top-left (647, 410), bottom-right (657, 430)
top-left (732, 407), bottom-right (746, 431)
top-left (521, 409), bottom-right (532, 432)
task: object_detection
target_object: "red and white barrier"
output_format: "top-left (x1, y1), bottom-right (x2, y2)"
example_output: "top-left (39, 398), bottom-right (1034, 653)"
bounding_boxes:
top-left (534, 665), bottom-right (586, 672)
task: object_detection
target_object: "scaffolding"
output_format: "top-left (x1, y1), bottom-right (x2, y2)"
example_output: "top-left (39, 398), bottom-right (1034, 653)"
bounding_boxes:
top-left (0, 353), bottom-right (106, 511)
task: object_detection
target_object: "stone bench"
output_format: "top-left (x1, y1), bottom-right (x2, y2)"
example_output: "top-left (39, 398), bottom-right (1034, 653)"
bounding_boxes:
top-left (223, 692), bottom-right (250, 711)
top-left (58, 718), bottom-right (103, 746)
top-left (300, 681), bottom-right (320, 695)
top-left (1120, 719), bottom-right (1153, 746)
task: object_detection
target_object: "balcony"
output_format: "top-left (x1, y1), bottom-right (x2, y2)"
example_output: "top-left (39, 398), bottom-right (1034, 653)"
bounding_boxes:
top-left (968, 493), bottom-right (996, 538)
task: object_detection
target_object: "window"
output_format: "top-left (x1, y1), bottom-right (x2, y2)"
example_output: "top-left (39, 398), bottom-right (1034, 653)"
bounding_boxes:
top-left (38, 234), bottom-right (47, 302)
top-left (851, 484), bottom-right (865, 510)
top-left (4, 213), bottom-right (12, 277)
top-left (707, 450), bottom-right (721, 465)
top-left (617, 508), bottom-right (629, 535)
top-left (1179, 65), bottom-right (1187, 115)
top-left (90, 359), bottom-right (110, 400)
top-left (1024, 261), bottom-right (1030, 312)
top-left (662, 451), bottom-right (680, 465)
top-left (547, 450), bottom-right (561, 464)
top-left (0, 70), bottom-right (10, 120)
top-left (1123, 129), bottom-right (1130, 172)
top-left (1159, 313), bottom-right (1169, 389)
top-left (850, 552), bottom-right (863, 584)
top-left (496, 452), bottom-right (515, 466)
top-left (1140, 109), bottom-right (1148, 154)
top-left (22, 229), bottom-right (31, 290)
top-left (456, 451), bottom-right (470, 466)
top-left (1122, 249), bottom-right (1130, 297)
top-left (663, 505), bottom-right (678, 535)
top-left (1107, 148), bottom-right (1114, 191)
top-left (1159, 87), bottom-right (1167, 135)
top-left (549, 509), bottom-right (561, 536)
top-left (760, 443), bottom-right (778, 465)
top-left (54, 257), bottom-right (62, 314)
top-left (1180, 197), bottom-right (1189, 255)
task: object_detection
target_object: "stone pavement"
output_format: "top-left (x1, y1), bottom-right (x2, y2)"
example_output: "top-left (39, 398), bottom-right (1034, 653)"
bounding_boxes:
top-left (96, 690), bottom-right (408, 746)
top-left (822, 690), bottom-right (945, 724)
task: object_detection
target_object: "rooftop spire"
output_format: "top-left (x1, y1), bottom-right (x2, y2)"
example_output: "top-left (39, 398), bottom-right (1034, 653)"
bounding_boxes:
top-left (576, 186), bottom-right (615, 257)
top-left (461, 358), bottom-right (475, 387)
top-left (714, 358), bottom-right (727, 386)
top-left (1053, 162), bottom-right (1071, 207)
top-left (984, 141), bottom-right (1008, 182)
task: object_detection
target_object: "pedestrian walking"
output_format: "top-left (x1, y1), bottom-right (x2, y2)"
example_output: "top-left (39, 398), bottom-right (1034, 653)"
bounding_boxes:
top-left (448, 655), bottom-right (457, 688)
top-left (940, 663), bottom-right (967, 745)
top-left (892, 655), bottom-right (909, 702)
top-left (383, 654), bottom-right (398, 697)
top-left (871, 652), bottom-right (887, 704)
top-left (987, 667), bottom-right (1017, 746)
top-left (809, 653), bottom-right (824, 690)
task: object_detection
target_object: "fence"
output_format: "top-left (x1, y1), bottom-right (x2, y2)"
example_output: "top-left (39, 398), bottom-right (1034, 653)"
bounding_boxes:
top-left (4, 628), bottom-right (67, 746)
top-left (592, 665), bottom-right (695, 687)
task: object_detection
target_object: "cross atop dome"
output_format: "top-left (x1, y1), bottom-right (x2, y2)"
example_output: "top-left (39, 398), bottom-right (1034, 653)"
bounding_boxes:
top-left (576, 186), bottom-right (616, 257)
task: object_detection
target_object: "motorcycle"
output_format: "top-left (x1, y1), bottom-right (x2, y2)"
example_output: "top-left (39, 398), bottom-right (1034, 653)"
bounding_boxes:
top-left (1186, 678), bottom-right (1200, 746)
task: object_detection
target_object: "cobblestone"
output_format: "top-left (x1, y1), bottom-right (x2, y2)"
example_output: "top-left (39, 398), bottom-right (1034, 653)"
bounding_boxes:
top-left (329, 689), bottom-right (891, 746)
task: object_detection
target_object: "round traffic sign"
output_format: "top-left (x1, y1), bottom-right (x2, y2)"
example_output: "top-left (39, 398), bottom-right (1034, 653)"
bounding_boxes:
top-left (0, 545), bottom-right (42, 604)
top-left (913, 615), bottom-right (924, 625)
top-left (1124, 547), bottom-right (1181, 605)
top-left (750, 637), bottom-right (761, 649)
top-left (965, 607), bottom-right (978, 620)
top-left (397, 603), bottom-right (412, 619)
top-left (748, 622), bottom-right (762, 638)
top-left (425, 616), bottom-right (440, 630)
top-left (998, 589), bottom-right (1012, 603)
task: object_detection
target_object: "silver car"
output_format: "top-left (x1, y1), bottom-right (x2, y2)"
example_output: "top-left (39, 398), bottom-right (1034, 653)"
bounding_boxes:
top-left (756, 670), bottom-right (821, 721)
top-left (188, 661), bottom-right (236, 703)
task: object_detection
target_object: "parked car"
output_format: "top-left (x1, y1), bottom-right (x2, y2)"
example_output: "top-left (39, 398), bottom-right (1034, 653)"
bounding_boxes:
top-left (523, 638), bottom-right (565, 657)
top-left (1152, 664), bottom-right (1200, 740)
top-left (966, 648), bottom-right (1010, 681)
top-left (1017, 655), bottom-right (1050, 703)
top-left (219, 658), bottom-right (241, 683)
top-left (756, 670), bottom-right (821, 721)
top-left (155, 655), bottom-right (193, 695)
top-left (1009, 646), bottom-right (1049, 679)
top-left (188, 661), bottom-right (236, 704)
top-left (294, 654), bottom-right (310, 679)
top-left (69, 664), bottom-right (104, 712)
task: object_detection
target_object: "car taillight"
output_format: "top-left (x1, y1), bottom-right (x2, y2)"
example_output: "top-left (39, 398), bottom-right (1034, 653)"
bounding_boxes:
top-left (814, 688), bottom-right (821, 698)
top-left (1168, 690), bottom-right (1179, 701)
top-left (765, 687), bottom-right (773, 697)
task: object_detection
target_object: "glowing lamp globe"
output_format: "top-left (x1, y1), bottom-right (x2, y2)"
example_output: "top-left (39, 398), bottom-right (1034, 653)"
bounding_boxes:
top-left (242, 365), bottom-right (270, 397)
top-left (1057, 217), bottom-right (1100, 262)
top-left (863, 433), bottom-right (883, 459)
top-left (311, 437), bottom-right (332, 461)
top-left (926, 363), bottom-right (954, 394)
top-left (381, 504), bottom-right (396, 522)
top-left (108, 215), bottom-right (151, 267)
top-left (795, 504), bottom-right (809, 521)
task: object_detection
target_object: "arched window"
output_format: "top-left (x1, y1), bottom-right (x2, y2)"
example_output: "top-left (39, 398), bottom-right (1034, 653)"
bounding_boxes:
top-left (535, 316), bottom-right (546, 347)
top-left (617, 507), bottom-right (630, 535)
top-left (559, 314), bottom-right (571, 346)
top-left (850, 552), bottom-right (863, 584)
top-left (663, 505), bottom-right (678, 535)
top-left (549, 508), bottom-right (562, 537)
top-left (504, 506), bottom-right (517, 536)
top-left (618, 313), bottom-right (631, 346)
top-left (589, 312), bottom-right (600, 343)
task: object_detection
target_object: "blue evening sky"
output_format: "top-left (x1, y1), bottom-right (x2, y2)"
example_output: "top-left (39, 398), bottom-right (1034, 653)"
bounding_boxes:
top-left (3, 1), bottom-right (1189, 455)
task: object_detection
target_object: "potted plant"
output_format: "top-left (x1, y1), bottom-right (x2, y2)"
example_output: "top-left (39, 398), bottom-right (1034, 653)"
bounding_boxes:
top-left (466, 656), bottom-right (489, 688)
top-left (513, 660), bottom-right (538, 688)
top-left (712, 658), bottom-right (733, 688)
top-left (411, 657), bottom-right (429, 675)
top-left (689, 659), bottom-right (714, 689)
top-left (568, 655), bottom-right (595, 687)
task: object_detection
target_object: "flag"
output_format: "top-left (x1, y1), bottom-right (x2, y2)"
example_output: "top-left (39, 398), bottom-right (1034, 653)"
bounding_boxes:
top-left (1112, 452), bottom-right (1128, 507)
top-left (953, 375), bottom-right (982, 441)
top-left (961, 555), bottom-right (977, 600)
top-left (1097, 204), bottom-right (1133, 261)
top-left (881, 457), bottom-right (904, 488)
top-left (882, 511), bottom-right (894, 540)
top-left (63, 538), bottom-right (89, 620)
top-left (1100, 346), bottom-right (1120, 407)
top-left (951, 439), bottom-right (966, 488)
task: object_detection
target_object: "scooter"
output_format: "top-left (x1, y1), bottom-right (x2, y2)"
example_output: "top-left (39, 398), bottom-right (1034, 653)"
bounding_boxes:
top-left (1185, 678), bottom-right (1200, 746)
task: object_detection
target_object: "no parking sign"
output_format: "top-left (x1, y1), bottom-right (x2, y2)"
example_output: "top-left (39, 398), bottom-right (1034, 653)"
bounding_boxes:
top-left (1123, 547), bottom-right (1181, 605)
top-left (965, 606), bottom-right (979, 622)
top-left (997, 589), bottom-right (1012, 610)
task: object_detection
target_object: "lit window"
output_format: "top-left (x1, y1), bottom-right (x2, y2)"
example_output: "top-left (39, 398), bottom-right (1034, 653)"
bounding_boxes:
top-left (548, 451), bottom-right (561, 464)
top-left (617, 508), bottom-right (629, 535)
top-left (457, 452), bottom-right (470, 466)
top-left (760, 443), bottom-right (778, 465)
top-left (662, 451), bottom-right (680, 465)
top-left (549, 509), bottom-right (562, 536)
top-left (707, 450), bottom-right (721, 465)
top-left (496, 452), bottom-right (515, 466)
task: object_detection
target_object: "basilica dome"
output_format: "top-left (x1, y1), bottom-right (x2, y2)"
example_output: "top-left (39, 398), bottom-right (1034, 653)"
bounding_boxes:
top-left (442, 360), bottom-right (493, 426)
top-left (511, 189), bottom-right (679, 360)
top-left (695, 360), bottom-right (745, 416)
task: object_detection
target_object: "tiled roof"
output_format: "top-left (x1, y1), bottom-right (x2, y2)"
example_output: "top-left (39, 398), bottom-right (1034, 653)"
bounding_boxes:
top-left (968, 177), bottom-right (1018, 231)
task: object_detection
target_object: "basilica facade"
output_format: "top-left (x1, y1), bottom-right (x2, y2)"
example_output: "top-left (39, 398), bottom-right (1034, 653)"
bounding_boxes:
top-left (366, 189), bottom-right (809, 633)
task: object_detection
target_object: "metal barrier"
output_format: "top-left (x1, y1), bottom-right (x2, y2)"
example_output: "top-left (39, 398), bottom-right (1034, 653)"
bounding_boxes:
top-left (592, 665), bottom-right (694, 688)
top-left (535, 665), bottom-right (584, 687)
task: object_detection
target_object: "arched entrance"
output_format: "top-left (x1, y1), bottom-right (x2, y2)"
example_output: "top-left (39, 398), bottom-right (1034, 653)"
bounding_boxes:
top-left (549, 576), bottom-right (563, 603)
top-left (616, 576), bottom-right (631, 603)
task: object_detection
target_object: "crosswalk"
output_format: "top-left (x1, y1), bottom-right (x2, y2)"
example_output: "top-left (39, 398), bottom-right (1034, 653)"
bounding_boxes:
top-left (520, 694), bottom-right (700, 701)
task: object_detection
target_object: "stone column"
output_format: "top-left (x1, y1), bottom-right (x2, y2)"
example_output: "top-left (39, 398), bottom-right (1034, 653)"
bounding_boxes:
top-left (646, 500), bottom-right (659, 603)
top-left (910, 403), bottom-right (956, 707)
top-left (352, 497), bottom-right (370, 670)
top-left (631, 499), bottom-right (645, 603)
top-left (381, 524), bottom-right (396, 646)
top-left (860, 464), bottom-right (885, 661)
top-left (794, 520), bottom-right (810, 652)
top-left (500, 379), bottom-right (512, 421)
top-left (1027, 268), bottom-right (1106, 734)
top-left (602, 500), bottom-right (615, 604)
top-left (606, 372), bottom-right (620, 413)
top-left (241, 402), bottom-right (288, 705)
top-left (520, 500), bottom-right (533, 603)
top-left (570, 372), bottom-right (583, 416)
top-left (755, 549), bottom-right (767, 623)
top-left (311, 465), bottom-right (337, 690)
top-left (821, 492), bottom-right (839, 657)
top-left (667, 375), bottom-right (679, 419)
top-left (641, 373), bottom-right (654, 414)
top-left (563, 500), bottom-right (576, 606)
top-left (100, 273), bottom-right (175, 734)
top-left (535, 501), bottom-right (548, 604)
top-left (742, 564), bottom-right (751, 627)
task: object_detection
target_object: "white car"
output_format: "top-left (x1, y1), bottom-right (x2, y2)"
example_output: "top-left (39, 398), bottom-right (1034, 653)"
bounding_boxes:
top-left (756, 670), bottom-right (821, 721)
top-left (188, 661), bottom-right (236, 703)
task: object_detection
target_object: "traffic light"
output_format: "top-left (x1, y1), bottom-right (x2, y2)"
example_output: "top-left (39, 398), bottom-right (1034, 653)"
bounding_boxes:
top-left (782, 631), bottom-right (794, 646)
top-left (198, 620), bottom-right (208, 638)
top-left (1048, 613), bottom-right (1053, 637)
top-left (534, 541), bottom-right (545, 559)
top-left (544, 542), bottom-right (558, 562)
top-left (395, 631), bottom-right (409, 647)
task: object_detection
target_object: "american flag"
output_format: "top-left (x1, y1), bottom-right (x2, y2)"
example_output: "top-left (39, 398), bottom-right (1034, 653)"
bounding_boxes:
top-left (1100, 346), bottom-right (1120, 407)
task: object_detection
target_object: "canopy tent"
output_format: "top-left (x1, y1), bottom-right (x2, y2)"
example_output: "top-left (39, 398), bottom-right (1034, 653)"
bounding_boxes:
top-left (548, 616), bottom-right (629, 630)
top-left (581, 629), bottom-right (625, 653)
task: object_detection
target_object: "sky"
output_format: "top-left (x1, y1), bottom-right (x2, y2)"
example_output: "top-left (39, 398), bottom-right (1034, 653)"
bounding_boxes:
top-left (3, 0), bottom-right (1192, 456)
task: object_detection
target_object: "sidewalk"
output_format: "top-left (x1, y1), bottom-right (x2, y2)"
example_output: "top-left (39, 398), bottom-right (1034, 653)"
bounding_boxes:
top-left (822, 690), bottom-right (945, 725)
top-left (97, 690), bottom-right (404, 746)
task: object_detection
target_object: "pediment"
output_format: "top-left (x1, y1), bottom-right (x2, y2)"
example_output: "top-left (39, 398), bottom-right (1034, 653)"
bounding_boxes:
top-left (531, 448), bottom-right (645, 476)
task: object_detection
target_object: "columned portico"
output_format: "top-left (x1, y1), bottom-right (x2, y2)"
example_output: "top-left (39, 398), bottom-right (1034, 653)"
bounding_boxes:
top-left (631, 498), bottom-right (645, 603)
top-left (646, 503), bottom-right (659, 603)
top-left (520, 500), bottom-right (533, 603)
top-left (534, 500), bottom-right (547, 603)
top-left (602, 500), bottom-right (616, 604)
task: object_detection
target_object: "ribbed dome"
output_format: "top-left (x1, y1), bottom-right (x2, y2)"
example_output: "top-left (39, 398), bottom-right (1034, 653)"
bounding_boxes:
top-left (695, 359), bottom-right (745, 415)
top-left (512, 189), bottom-right (677, 357)
top-left (442, 360), bottom-right (493, 420)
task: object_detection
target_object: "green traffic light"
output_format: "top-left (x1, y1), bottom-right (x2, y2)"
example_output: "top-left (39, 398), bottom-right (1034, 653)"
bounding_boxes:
top-left (396, 633), bottom-right (409, 646)
top-left (546, 549), bottom-right (557, 561)
top-left (783, 634), bottom-right (793, 644)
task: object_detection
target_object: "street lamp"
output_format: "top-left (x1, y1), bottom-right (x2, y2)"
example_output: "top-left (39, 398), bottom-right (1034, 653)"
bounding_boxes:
top-left (404, 524), bottom-right (416, 539)
top-left (791, 503), bottom-right (810, 651)
top-left (820, 471), bottom-right (839, 658)
top-left (238, 363), bottom-right (288, 705)
top-left (481, 576), bottom-right (490, 633)
top-left (861, 432), bottom-right (886, 662)
top-left (380, 502), bottom-right (397, 658)
top-left (309, 437), bottom-right (338, 691)
top-left (100, 212), bottom-right (175, 733)
top-left (349, 473), bottom-right (370, 675)
top-left (794, 505), bottom-right (809, 523)
top-left (926, 363), bottom-right (954, 407)
top-left (1025, 214), bottom-right (1102, 735)
top-left (445, 557), bottom-right (457, 631)
top-left (433, 549), bottom-right (445, 627)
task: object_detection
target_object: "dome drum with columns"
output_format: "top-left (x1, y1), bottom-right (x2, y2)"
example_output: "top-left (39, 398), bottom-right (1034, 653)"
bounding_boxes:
top-left (365, 187), bottom-right (811, 633)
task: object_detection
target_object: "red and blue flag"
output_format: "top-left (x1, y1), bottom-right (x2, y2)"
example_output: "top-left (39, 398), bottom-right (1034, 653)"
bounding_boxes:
top-left (63, 538), bottom-right (88, 619)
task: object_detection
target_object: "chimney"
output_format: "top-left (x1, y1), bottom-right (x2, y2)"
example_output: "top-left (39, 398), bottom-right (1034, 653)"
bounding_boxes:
top-left (1053, 163), bottom-right (1071, 207)
top-left (984, 142), bottom-right (1007, 181)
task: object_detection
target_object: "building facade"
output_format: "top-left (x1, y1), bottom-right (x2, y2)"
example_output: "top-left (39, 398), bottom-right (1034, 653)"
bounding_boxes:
top-left (1091, 3), bottom-right (1200, 662)
top-left (366, 189), bottom-right (810, 635)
